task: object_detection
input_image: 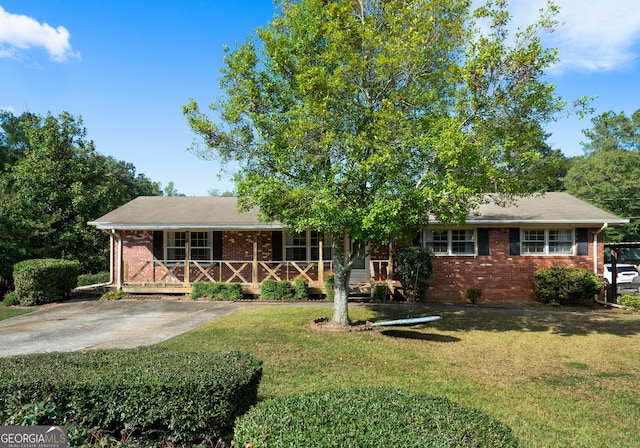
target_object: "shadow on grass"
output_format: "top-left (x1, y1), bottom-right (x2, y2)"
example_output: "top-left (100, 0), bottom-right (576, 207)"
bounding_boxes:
top-left (380, 329), bottom-right (460, 343)
top-left (362, 303), bottom-right (640, 338)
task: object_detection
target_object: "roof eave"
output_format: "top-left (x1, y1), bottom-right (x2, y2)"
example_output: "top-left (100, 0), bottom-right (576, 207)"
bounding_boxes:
top-left (430, 219), bottom-right (630, 226)
top-left (88, 223), bottom-right (284, 231)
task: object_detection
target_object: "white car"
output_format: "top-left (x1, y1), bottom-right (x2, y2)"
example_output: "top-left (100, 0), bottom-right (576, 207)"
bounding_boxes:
top-left (603, 264), bottom-right (639, 286)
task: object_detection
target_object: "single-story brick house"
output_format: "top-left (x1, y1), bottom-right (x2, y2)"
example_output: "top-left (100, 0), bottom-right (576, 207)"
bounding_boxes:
top-left (88, 192), bottom-right (627, 302)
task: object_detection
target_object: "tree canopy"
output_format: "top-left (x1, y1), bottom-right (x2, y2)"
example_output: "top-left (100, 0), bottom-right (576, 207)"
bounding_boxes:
top-left (0, 111), bottom-right (161, 282)
top-left (185, 0), bottom-right (571, 325)
top-left (580, 109), bottom-right (640, 153)
top-left (565, 108), bottom-right (640, 243)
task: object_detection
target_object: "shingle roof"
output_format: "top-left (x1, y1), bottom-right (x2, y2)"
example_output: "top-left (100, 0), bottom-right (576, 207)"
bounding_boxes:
top-left (88, 193), bottom-right (627, 230)
top-left (88, 196), bottom-right (279, 230)
top-left (463, 192), bottom-right (627, 225)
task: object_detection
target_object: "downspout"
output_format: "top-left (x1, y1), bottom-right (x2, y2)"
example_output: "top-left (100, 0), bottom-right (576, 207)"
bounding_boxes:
top-left (593, 223), bottom-right (607, 276)
top-left (593, 223), bottom-right (619, 307)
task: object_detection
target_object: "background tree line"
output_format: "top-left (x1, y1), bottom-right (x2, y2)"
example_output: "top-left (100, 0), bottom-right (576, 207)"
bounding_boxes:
top-left (0, 107), bottom-right (637, 295)
top-left (563, 109), bottom-right (640, 243)
top-left (0, 110), bottom-right (161, 285)
top-left (495, 107), bottom-right (640, 244)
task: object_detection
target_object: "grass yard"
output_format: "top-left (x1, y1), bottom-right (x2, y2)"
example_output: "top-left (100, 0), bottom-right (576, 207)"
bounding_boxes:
top-left (161, 302), bottom-right (640, 448)
top-left (0, 303), bottom-right (35, 320)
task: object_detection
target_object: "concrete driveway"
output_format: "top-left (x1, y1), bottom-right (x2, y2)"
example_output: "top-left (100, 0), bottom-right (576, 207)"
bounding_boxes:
top-left (0, 298), bottom-right (238, 357)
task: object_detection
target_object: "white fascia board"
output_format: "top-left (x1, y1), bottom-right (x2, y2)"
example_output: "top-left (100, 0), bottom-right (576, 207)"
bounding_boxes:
top-left (88, 223), bottom-right (284, 231)
top-left (429, 219), bottom-right (629, 226)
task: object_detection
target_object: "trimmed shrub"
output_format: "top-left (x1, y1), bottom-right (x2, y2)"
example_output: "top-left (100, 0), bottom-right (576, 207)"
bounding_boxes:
top-left (534, 266), bottom-right (601, 305)
top-left (13, 259), bottom-right (80, 306)
top-left (0, 348), bottom-right (263, 446)
top-left (234, 386), bottom-right (518, 447)
top-left (372, 284), bottom-right (390, 301)
top-left (190, 281), bottom-right (244, 300)
top-left (293, 278), bottom-right (309, 300)
top-left (467, 287), bottom-right (483, 304)
top-left (395, 246), bottom-right (432, 302)
top-left (77, 272), bottom-right (110, 287)
top-left (259, 280), bottom-right (279, 299)
top-left (324, 272), bottom-right (334, 301)
top-left (619, 294), bottom-right (640, 311)
top-left (260, 280), bottom-right (293, 300)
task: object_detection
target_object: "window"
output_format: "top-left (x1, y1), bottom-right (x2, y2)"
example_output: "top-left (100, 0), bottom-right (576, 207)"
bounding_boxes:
top-left (166, 231), bottom-right (186, 260)
top-left (522, 230), bottom-right (545, 254)
top-left (285, 231), bottom-right (332, 261)
top-left (166, 231), bottom-right (215, 261)
top-left (285, 232), bottom-right (308, 261)
top-left (425, 229), bottom-right (475, 255)
top-left (521, 229), bottom-right (573, 255)
top-left (190, 231), bottom-right (211, 261)
top-left (427, 230), bottom-right (449, 254)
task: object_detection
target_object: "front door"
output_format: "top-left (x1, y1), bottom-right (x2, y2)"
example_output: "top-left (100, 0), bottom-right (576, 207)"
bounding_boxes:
top-left (349, 242), bottom-right (370, 283)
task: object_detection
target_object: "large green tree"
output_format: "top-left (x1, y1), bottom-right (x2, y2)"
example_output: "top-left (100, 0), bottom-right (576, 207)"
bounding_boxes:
top-left (565, 109), bottom-right (640, 242)
top-left (0, 110), bottom-right (35, 174)
top-left (185, 0), bottom-right (571, 326)
top-left (580, 109), bottom-right (640, 153)
top-left (0, 111), bottom-right (161, 281)
top-left (564, 150), bottom-right (640, 242)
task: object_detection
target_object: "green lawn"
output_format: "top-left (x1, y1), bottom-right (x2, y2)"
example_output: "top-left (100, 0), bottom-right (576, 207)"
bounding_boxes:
top-left (161, 303), bottom-right (640, 448)
top-left (0, 304), bottom-right (36, 320)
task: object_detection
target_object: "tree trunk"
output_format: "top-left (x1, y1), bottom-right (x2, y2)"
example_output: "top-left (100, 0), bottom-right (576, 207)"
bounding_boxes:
top-left (329, 233), bottom-right (356, 327)
top-left (331, 262), bottom-right (351, 326)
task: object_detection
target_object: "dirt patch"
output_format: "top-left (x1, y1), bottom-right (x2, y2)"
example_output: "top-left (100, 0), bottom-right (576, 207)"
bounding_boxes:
top-left (309, 317), bottom-right (374, 332)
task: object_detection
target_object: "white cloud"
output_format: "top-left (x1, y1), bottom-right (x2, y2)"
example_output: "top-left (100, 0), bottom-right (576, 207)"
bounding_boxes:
top-left (509, 0), bottom-right (640, 73)
top-left (0, 6), bottom-right (79, 62)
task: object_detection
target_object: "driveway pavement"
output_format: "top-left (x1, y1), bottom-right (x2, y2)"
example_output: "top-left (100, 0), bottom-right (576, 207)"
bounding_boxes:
top-left (0, 298), bottom-right (238, 357)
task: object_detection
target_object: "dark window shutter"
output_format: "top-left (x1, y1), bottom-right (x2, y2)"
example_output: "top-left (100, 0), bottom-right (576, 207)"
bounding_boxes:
top-left (509, 228), bottom-right (520, 256)
top-left (153, 231), bottom-right (163, 260)
top-left (412, 230), bottom-right (423, 247)
top-left (272, 231), bottom-right (283, 261)
top-left (213, 231), bottom-right (223, 260)
top-left (478, 228), bottom-right (490, 256)
top-left (577, 228), bottom-right (589, 256)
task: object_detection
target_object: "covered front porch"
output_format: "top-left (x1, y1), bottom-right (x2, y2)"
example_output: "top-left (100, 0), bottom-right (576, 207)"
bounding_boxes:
top-left (117, 258), bottom-right (393, 296)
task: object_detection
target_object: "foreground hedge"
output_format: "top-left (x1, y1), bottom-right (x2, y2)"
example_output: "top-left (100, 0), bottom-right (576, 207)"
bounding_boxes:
top-left (13, 258), bottom-right (80, 305)
top-left (0, 349), bottom-right (262, 446)
top-left (234, 386), bottom-right (518, 447)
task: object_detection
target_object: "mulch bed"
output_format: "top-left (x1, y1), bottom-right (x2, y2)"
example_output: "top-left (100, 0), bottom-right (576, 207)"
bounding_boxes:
top-left (309, 317), bottom-right (374, 332)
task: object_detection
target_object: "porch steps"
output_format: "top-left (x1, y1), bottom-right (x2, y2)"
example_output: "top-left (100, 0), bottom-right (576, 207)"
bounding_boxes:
top-left (349, 283), bottom-right (372, 297)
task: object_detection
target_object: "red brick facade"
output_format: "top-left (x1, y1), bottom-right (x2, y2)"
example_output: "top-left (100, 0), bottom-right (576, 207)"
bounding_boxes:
top-left (426, 227), bottom-right (604, 302)
top-left (111, 226), bottom-right (605, 302)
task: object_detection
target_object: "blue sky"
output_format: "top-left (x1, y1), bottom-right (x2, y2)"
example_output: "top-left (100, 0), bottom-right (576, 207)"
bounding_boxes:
top-left (1, 1), bottom-right (639, 196)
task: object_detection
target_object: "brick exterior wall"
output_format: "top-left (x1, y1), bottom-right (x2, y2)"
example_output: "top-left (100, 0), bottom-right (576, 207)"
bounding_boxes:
top-left (426, 228), bottom-right (604, 302)
top-left (112, 227), bottom-right (605, 302)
